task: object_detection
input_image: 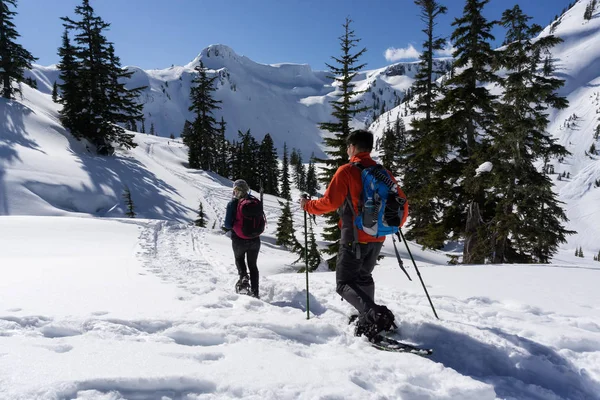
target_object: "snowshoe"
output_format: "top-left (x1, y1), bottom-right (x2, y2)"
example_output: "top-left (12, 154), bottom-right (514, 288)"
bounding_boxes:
top-left (235, 276), bottom-right (250, 295)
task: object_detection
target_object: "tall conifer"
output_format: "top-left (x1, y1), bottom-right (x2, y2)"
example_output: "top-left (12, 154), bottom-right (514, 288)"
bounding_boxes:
top-left (404, 0), bottom-right (448, 249)
top-left (0, 0), bottom-right (37, 99)
top-left (318, 18), bottom-right (368, 266)
top-left (60, 0), bottom-right (143, 155)
top-left (490, 5), bottom-right (573, 263)
top-left (434, 0), bottom-right (498, 263)
top-left (280, 143), bottom-right (292, 200)
top-left (185, 60), bottom-right (221, 170)
top-left (258, 133), bottom-right (280, 196)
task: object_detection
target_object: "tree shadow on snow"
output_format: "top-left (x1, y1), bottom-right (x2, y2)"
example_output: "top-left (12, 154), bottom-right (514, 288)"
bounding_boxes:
top-left (74, 154), bottom-right (195, 221)
top-left (402, 322), bottom-right (599, 400)
top-left (0, 100), bottom-right (44, 162)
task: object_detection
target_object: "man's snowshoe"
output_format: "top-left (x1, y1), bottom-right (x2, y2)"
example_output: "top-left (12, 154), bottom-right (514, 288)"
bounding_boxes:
top-left (353, 305), bottom-right (397, 340)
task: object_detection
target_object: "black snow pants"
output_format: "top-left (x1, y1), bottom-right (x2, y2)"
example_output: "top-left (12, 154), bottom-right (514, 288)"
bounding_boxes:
top-left (232, 234), bottom-right (261, 294)
top-left (336, 241), bottom-right (384, 315)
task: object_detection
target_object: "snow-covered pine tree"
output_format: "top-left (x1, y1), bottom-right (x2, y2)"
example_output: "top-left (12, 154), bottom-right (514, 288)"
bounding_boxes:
top-left (305, 153), bottom-right (320, 197)
top-left (123, 186), bottom-right (136, 218)
top-left (0, 0), bottom-right (37, 99)
top-left (236, 129), bottom-right (260, 189)
top-left (280, 143), bottom-right (292, 200)
top-left (292, 150), bottom-right (306, 192)
top-left (258, 133), bottom-right (279, 196)
top-left (60, 0), bottom-right (143, 155)
top-left (51, 81), bottom-right (58, 102)
top-left (584, 0), bottom-right (597, 20)
top-left (215, 117), bottom-right (230, 177)
top-left (434, 0), bottom-right (498, 264)
top-left (294, 215), bottom-right (322, 272)
top-left (275, 200), bottom-right (297, 249)
top-left (317, 17), bottom-right (368, 268)
top-left (185, 60), bottom-right (221, 170)
top-left (490, 5), bottom-right (573, 263)
top-left (403, 0), bottom-right (448, 249)
top-left (57, 29), bottom-right (81, 137)
top-left (195, 201), bottom-right (206, 227)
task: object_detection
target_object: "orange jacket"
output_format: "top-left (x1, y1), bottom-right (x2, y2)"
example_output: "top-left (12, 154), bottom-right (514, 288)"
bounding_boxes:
top-left (303, 152), bottom-right (408, 244)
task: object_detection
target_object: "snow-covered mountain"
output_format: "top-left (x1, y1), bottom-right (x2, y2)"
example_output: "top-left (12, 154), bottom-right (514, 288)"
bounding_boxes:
top-left (26, 44), bottom-right (450, 158)
top-left (2, 2), bottom-right (600, 398)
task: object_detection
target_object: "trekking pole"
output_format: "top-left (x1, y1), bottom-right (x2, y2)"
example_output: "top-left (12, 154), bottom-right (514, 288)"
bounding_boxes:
top-left (302, 194), bottom-right (310, 320)
top-left (397, 230), bottom-right (439, 320)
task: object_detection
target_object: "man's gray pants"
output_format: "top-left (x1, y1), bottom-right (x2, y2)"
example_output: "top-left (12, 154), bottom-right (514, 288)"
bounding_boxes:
top-left (336, 241), bottom-right (384, 315)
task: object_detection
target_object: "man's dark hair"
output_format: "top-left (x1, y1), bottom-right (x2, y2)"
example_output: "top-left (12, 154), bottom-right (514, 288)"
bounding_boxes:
top-left (347, 129), bottom-right (374, 152)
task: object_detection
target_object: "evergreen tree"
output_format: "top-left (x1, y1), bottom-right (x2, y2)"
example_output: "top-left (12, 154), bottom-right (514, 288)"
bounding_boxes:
top-left (305, 153), bottom-right (320, 197)
top-left (306, 217), bottom-right (322, 271)
top-left (180, 120), bottom-right (193, 145)
top-left (433, 0), bottom-right (498, 263)
top-left (380, 117), bottom-right (405, 176)
top-left (317, 18), bottom-right (368, 266)
top-left (60, 0), bottom-right (143, 155)
top-left (123, 186), bottom-right (135, 218)
top-left (51, 81), bottom-right (58, 102)
top-left (195, 200), bottom-right (207, 227)
top-left (404, 0), bottom-right (448, 249)
top-left (185, 60), bottom-right (221, 170)
top-left (258, 133), bottom-right (279, 196)
top-left (280, 143), bottom-right (292, 200)
top-left (104, 43), bottom-right (144, 151)
top-left (292, 150), bottom-right (306, 191)
top-left (57, 29), bottom-right (81, 137)
top-left (23, 76), bottom-right (36, 88)
top-left (215, 117), bottom-right (230, 177)
top-left (275, 200), bottom-right (297, 248)
top-left (149, 122), bottom-right (155, 136)
top-left (236, 129), bottom-right (260, 188)
top-left (489, 5), bottom-right (573, 263)
top-left (141, 117), bottom-right (145, 133)
top-left (584, 0), bottom-right (597, 20)
top-left (0, 0), bottom-right (37, 99)
top-left (229, 141), bottom-right (243, 181)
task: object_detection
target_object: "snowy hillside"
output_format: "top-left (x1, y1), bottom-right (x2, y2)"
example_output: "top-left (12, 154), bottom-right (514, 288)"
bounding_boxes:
top-left (2, 1), bottom-right (600, 398)
top-left (2, 63), bottom-right (600, 399)
top-left (26, 44), bottom-right (449, 158)
top-left (1, 215), bottom-right (599, 400)
top-left (370, 0), bottom-right (600, 257)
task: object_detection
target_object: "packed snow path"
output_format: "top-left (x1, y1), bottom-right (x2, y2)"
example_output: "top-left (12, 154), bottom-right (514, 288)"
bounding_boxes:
top-left (0, 217), bottom-right (598, 399)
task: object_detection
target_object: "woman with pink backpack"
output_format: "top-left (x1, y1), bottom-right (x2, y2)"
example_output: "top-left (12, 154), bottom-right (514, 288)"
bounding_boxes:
top-left (222, 179), bottom-right (266, 298)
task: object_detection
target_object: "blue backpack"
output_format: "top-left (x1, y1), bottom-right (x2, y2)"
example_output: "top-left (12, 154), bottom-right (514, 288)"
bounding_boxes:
top-left (353, 163), bottom-right (407, 238)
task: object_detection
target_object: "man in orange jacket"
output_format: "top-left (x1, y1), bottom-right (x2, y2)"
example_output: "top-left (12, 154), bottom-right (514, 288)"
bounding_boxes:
top-left (300, 129), bottom-right (408, 340)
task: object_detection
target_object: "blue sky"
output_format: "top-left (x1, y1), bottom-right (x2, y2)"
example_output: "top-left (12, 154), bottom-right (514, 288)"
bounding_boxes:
top-left (15, 0), bottom-right (572, 71)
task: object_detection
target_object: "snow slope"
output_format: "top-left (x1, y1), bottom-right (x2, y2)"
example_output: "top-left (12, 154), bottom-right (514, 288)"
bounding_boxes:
top-left (1, 1), bottom-right (600, 398)
top-left (1, 216), bottom-right (599, 400)
top-left (1, 73), bottom-right (600, 400)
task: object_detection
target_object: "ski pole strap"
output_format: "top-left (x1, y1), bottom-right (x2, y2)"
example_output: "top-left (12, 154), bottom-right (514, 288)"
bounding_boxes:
top-left (393, 233), bottom-right (412, 281)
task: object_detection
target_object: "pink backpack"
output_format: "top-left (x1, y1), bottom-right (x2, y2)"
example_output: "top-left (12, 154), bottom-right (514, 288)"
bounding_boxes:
top-left (233, 195), bottom-right (266, 239)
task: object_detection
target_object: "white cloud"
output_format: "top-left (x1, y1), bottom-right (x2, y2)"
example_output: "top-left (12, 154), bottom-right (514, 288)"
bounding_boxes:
top-left (435, 44), bottom-right (456, 57)
top-left (384, 44), bottom-right (420, 62)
